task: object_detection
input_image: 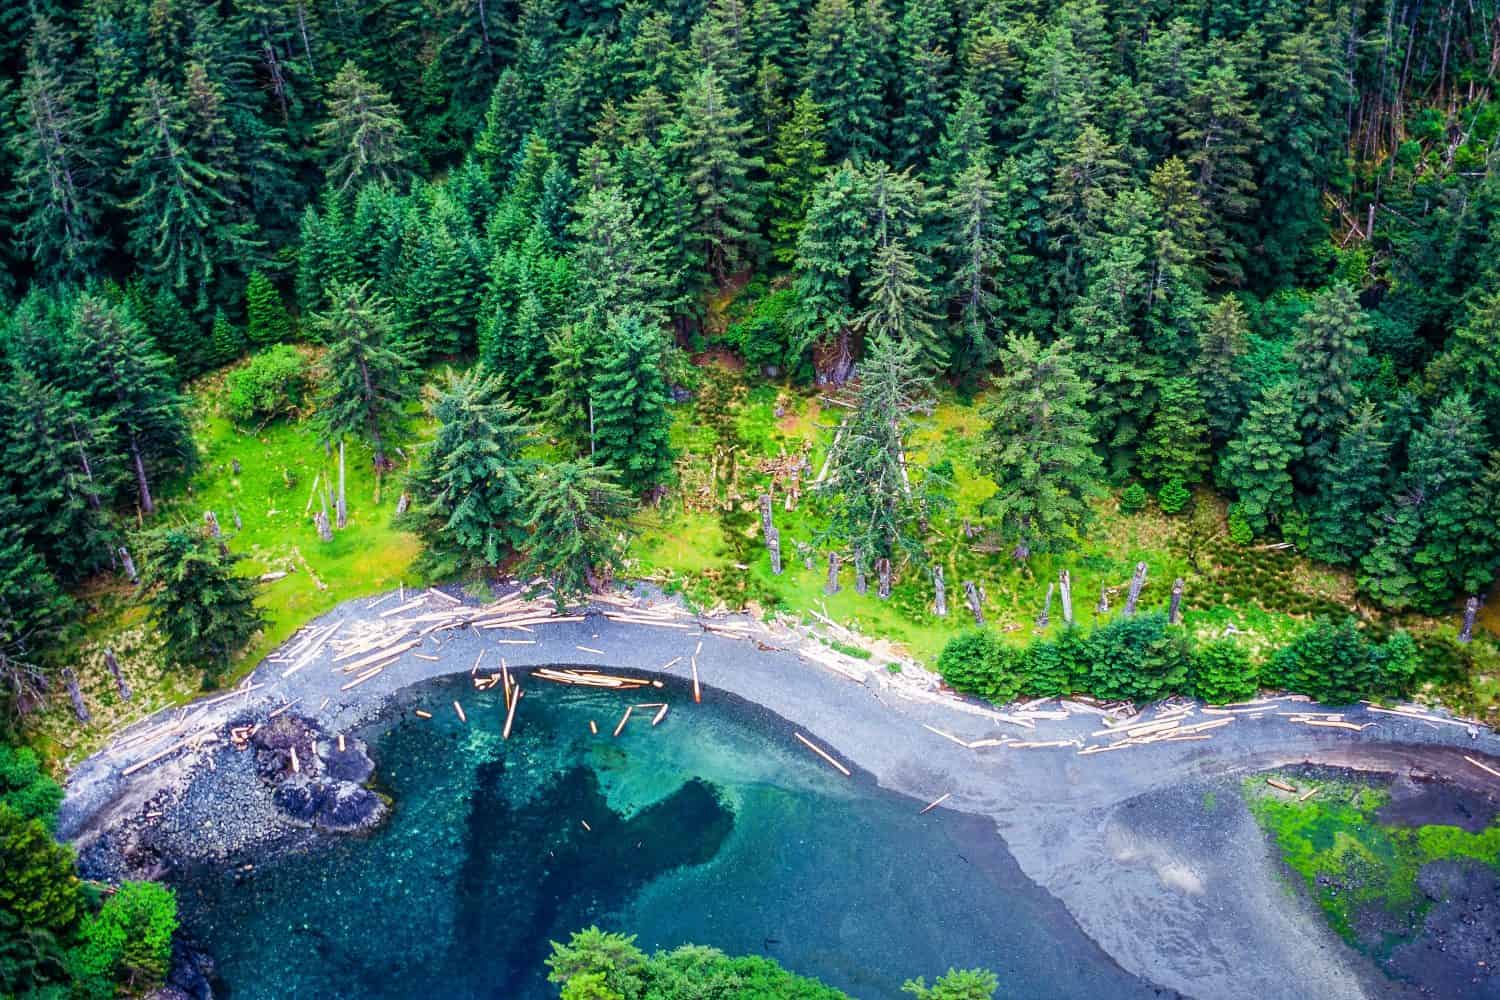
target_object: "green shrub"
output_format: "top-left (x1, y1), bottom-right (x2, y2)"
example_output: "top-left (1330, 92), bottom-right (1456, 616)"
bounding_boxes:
top-left (1080, 613), bottom-right (1192, 702)
top-left (1189, 639), bottom-right (1258, 703)
top-left (1262, 617), bottom-right (1417, 704)
top-left (1227, 506), bottom-right (1254, 545)
top-left (0, 746), bottom-right (63, 831)
top-left (936, 630), bottom-right (1025, 702)
top-left (224, 345), bottom-right (309, 426)
top-left (68, 881), bottom-right (177, 1000)
top-left (720, 288), bottom-right (805, 377)
top-left (1119, 483), bottom-right (1147, 514)
top-left (1157, 480), bottom-right (1190, 514)
top-left (0, 803), bottom-right (79, 939)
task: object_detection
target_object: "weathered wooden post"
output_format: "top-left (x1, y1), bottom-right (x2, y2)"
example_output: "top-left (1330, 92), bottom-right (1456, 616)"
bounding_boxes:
top-left (876, 558), bottom-right (892, 599)
top-left (759, 494), bottom-right (782, 575)
top-left (825, 552), bottom-right (841, 594)
top-left (336, 440), bottom-right (348, 529)
top-left (63, 669), bottom-right (89, 722)
top-left (104, 648), bottom-right (131, 702)
top-left (854, 551), bottom-right (868, 594)
top-left (395, 491), bottom-right (411, 516)
top-left (964, 581), bottom-right (985, 625)
top-left (797, 541), bottom-right (815, 570)
top-left (1037, 583), bottom-right (1053, 628)
top-left (231, 458), bottom-right (241, 475)
top-left (1059, 570), bottom-right (1073, 624)
top-left (1169, 577), bottom-right (1186, 624)
top-left (1096, 585), bottom-right (1109, 617)
top-left (119, 547), bottom-right (138, 584)
top-left (1459, 595), bottom-right (1480, 643)
top-left (1123, 562), bottom-right (1148, 616)
top-left (204, 510), bottom-right (222, 538)
top-left (932, 565), bottom-right (947, 616)
top-left (314, 509), bottom-right (333, 543)
top-left (232, 510), bottom-right (243, 531)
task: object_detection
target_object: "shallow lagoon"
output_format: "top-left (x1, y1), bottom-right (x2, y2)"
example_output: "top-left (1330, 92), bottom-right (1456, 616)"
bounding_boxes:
top-left (170, 674), bottom-right (1160, 999)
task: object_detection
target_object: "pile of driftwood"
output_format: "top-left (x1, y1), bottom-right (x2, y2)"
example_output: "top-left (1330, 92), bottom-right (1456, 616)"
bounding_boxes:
top-left (533, 668), bottom-right (663, 691)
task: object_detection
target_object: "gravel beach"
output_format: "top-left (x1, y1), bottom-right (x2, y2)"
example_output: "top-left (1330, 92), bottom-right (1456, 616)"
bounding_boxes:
top-left (60, 583), bottom-right (1500, 1000)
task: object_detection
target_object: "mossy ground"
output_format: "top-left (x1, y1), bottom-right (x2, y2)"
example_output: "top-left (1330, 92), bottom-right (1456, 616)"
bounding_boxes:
top-left (1244, 774), bottom-right (1500, 955)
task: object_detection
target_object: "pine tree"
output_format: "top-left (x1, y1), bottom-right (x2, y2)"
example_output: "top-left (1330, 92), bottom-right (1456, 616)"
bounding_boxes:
top-left (675, 67), bottom-right (766, 286)
top-left (981, 335), bottom-right (1103, 559)
top-left (1427, 287), bottom-right (1500, 439)
top-left (819, 333), bottom-right (937, 573)
top-left (0, 496), bottom-right (73, 720)
top-left (939, 161), bottom-right (1004, 381)
top-left (541, 322), bottom-right (596, 451)
top-left (414, 371), bottom-right (533, 567)
top-left (889, 1), bottom-right (953, 171)
top-left (791, 162), bottom-right (869, 368)
top-left (63, 295), bottom-right (195, 516)
top-left (138, 525), bottom-right (263, 680)
top-left (517, 459), bottom-right (633, 612)
top-left (1178, 42), bottom-right (1261, 284)
top-left (1192, 297), bottom-right (1250, 445)
top-left (859, 240), bottom-right (944, 372)
top-left (569, 185), bottom-right (672, 327)
top-left (589, 313), bottom-right (675, 496)
top-left (1292, 284), bottom-right (1368, 487)
top-left (317, 61), bottom-right (414, 196)
top-left (1307, 401), bottom-right (1389, 565)
top-left (767, 90), bottom-right (828, 264)
top-left (313, 282), bottom-right (416, 470)
top-left (1219, 382), bottom-right (1303, 537)
top-left (1408, 393), bottom-right (1492, 606)
top-left (802, 0), bottom-right (889, 162)
top-left (1137, 377), bottom-right (1211, 486)
top-left (211, 308), bottom-right (246, 366)
top-left (245, 270), bottom-right (293, 346)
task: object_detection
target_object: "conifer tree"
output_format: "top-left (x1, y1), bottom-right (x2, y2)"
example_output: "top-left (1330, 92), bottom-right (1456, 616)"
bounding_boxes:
top-left (1219, 382), bottom-right (1303, 537)
top-left (517, 459), bottom-right (633, 611)
top-left (245, 270), bottom-right (293, 346)
top-left (569, 185), bottom-right (672, 327)
top-left (767, 91), bottom-right (828, 264)
top-left (1137, 377), bottom-right (1211, 486)
top-left (889, 2), bottom-right (953, 171)
top-left (414, 371), bottom-right (533, 567)
top-left (791, 162), bottom-right (870, 370)
top-left (939, 161), bottom-right (1004, 380)
top-left (819, 333), bottom-right (937, 577)
top-left (589, 314), bottom-right (675, 496)
top-left (1291, 284), bottom-right (1368, 487)
top-left (1427, 288), bottom-right (1500, 438)
top-left (63, 296), bottom-right (195, 516)
top-left (317, 61), bottom-right (414, 195)
top-left (1179, 44), bottom-right (1261, 283)
top-left (802, 0), bottom-right (889, 162)
top-left (1306, 401), bottom-right (1389, 565)
top-left (981, 335), bottom-right (1103, 559)
top-left (1192, 297), bottom-right (1250, 443)
top-left (138, 525), bottom-right (263, 680)
top-left (675, 67), bottom-right (766, 285)
top-left (0, 497), bottom-right (73, 720)
top-left (859, 240), bottom-right (944, 372)
top-left (210, 309), bottom-right (246, 367)
top-left (313, 282), bottom-right (416, 471)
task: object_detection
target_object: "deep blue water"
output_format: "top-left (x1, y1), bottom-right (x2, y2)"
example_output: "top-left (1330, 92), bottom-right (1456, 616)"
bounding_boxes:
top-left (170, 675), bottom-right (1158, 999)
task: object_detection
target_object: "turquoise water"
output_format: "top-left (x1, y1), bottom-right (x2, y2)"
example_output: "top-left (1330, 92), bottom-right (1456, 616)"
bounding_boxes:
top-left (171, 675), bottom-right (1158, 999)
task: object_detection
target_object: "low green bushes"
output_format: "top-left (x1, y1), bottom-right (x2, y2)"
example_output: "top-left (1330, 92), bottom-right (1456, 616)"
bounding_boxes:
top-left (720, 287), bottom-right (806, 378)
top-left (937, 614), bottom-right (1415, 707)
top-left (224, 345), bottom-right (309, 425)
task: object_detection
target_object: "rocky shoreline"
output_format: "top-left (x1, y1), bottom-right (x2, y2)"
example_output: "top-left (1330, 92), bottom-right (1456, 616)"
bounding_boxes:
top-left (62, 581), bottom-right (1500, 1000)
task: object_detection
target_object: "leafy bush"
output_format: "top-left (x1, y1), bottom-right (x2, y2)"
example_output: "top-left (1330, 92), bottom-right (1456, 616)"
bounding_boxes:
top-left (935, 630), bottom-right (1024, 702)
top-left (68, 881), bottom-right (177, 1000)
top-left (1080, 613), bottom-right (1193, 702)
top-left (903, 968), bottom-right (1000, 999)
top-left (1157, 480), bottom-right (1190, 515)
top-left (224, 345), bottom-right (309, 425)
top-left (0, 803), bottom-right (79, 938)
top-left (1119, 483), bottom-right (1147, 513)
top-left (720, 288), bottom-right (805, 377)
top-left (1227, 506), bottom-right (1254, 545)
top-left (1189, 639), bottom-right (1258, 703)
top-left (1262, 618), bottom-right (1418, 704)
top-left (0, 745), bottom-right (63, 831)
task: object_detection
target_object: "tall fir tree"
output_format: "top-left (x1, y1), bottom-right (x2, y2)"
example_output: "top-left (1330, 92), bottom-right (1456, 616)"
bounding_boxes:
top-left (245, 270), bottom-right (293, 346)
top-left (316, 61), bottom-right (415, 195)
top-left (1291, 284), bottom-right (1368, 488)
top-left (1137, 377), bottom-right (1211, 486)
top-left (312, 282), bottom-right (416, 470)
top-left (859, 240), bottom-right (944, 372)
top-left (939, 161), bottom-right (1004, 381)
top-left (767, 90), bottom-right (828, 264)
top-left (517, 459), bottom-right (633, 611)
top-left (1192, 297), bottom-right (1250, 445)
top-left (138, 525), bottom-right (263, 680)
top-left (674, 67), bottom-right (766, 286)
top-left (1219, 382), bottom-right (1303, 537)
top-left (0, 495), bottom-right (74, 720)
top-left (981, 334), bottom-right (1103, 559)
top-left (1306, 401), bottom-right (1389, 565)
top-left (589, 313), bottom-right (676, 497)
top-left (802, 0), bottom-right (889, 162)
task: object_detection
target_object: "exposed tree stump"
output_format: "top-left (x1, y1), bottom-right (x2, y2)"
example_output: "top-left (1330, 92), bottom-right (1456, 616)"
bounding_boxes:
top-left (119, 547), bottom-right (138, 584)
top-left (876, 558), bottom-right (892, 600)
top-left (336, 440), bottom-right (348, 529)
top-left (1123, 562), bottom-right (1148, 616)
top-left (232, 510), bottom-right (243, 531)
top-left (313, 510), bottom-right (333, 542)
top-left (231, 459), bottom-right (241, 475)
top-left (1096, 585), bottom-right (1109, 617)
top-left (1059, 570), bottom-right (1073, 624)
top-left (797, 541), bottom-right (815, 570)
top-left (395, 491), bottom-right (411, 516)
top-left (825, 552), bottom-right (840, 594)
top-left (1460, 595), bottom-right (1480, 643)
top-left (204, 510), bottom-right (222, 538)
top-left (63, 668), bottom-right (89, 723)
top-left (104, 648), bottom-right (131, 702)
top-left (854, 551), bottom-right (868, 594)
top-left (759, 494), bottom-right (782, 575)
top-left (964, 581), bottom-right (984, 625)
top-left (932, 565), bottom-right (947, 616)
top-left (1037, 582), bottom-right (1053, 628)
top-left (1169, 578), bottom-right (1186, 624)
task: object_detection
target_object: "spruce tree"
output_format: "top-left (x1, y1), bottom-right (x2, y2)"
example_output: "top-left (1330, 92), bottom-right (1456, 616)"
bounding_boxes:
top-left (767, 90), bottom-right (828, 264)
top-left (312, 282), bottom-right (416, 471)
top-left (517, 459), bottom-right (633, 612)
top-left (1427, 288), bottom-right (1500, 439)
top-left (939, 161), bottom-right (1004, 381)
top-left (1307, 401), bottom-right (1389, 565)
top-left (802, 0), bottom-right (889, 162)
top-left (415, 371), bottom-right (533, 567)
top-left (791, 162), bottom-right (870, 364)
top-left (1292, 284), bottom-right (1368, 487)
top-left (589, 313), bottom-right (676, 497)
top-left (1219, 382), bottom-right (1303, 537)
top-left (138, 525), bottom-right (263, 680)
top-left (1192, 297), bottom-right (1250, 445)
top-left (1137, 377), bottom-right (1211, 486)
top-left (569, 185), bottom-right (672, 327)
top-left (210, 309), bottom-right (246, 367)
top-left (245, 270), bottom-right (293, 346)
top-left (859, 240), bottom-right (944, 373)
top-left (981, 335), bottom-right (1103, 559)
top-left (889, 2), bottom-right (953, 171)
top-left (317, 61), bottom-right (414, 195)
top-left (0, 497), bottom-right (73, 720)
top-left (675, 67), bottom-right (767, 286)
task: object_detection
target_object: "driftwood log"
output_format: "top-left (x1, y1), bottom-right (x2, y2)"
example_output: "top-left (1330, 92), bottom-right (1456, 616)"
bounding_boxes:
top-left (63, 668), bottom-right (89, 722)
top-left (104, 648), bottom-right (131, 702)
top-left (1460, 595), bottom-right (1480, 643)
top-left (759, 494), bottom-right (782, 575)
top-left (825, 551), bottom-right (840, 594)
top-left (1123, 562), bottom-right (1148, 615)
top-left (1169, 577), bottom-right (1186, 624)
top-left (964, 580), bottom-right (984, 625)
top-left (1059, 570), bottom-right (1073, 624)
top-left (932, 565), bottom-right (947, 616)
